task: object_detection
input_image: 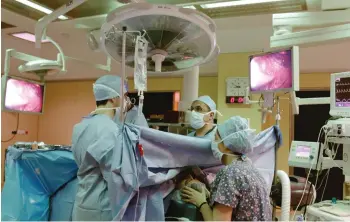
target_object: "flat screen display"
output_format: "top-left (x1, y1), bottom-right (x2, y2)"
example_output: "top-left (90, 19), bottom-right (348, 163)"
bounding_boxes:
top-left (296, 145), bottom-right (311, 158)
top-left (335, 77), bottom-right (350, 107)
top-left (4, 77), bottom-right (45, 113)
top-left (250, 49), bottom-right (293, 92)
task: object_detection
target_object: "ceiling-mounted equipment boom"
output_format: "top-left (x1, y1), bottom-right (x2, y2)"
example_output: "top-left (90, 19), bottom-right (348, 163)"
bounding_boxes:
top-left (270, 0), bottom-right (350, 47)
top-left (35, 0), bottom-right (87, 49)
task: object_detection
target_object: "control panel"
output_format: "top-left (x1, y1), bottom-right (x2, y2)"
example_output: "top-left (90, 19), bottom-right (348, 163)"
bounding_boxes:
top-left (288, 141), bottom-right (319, 169)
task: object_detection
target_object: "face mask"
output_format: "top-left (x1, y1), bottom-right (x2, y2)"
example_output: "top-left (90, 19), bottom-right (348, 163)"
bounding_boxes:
top-left (211, 141), bottom-right (240, 161)
top-left (190, 110), bottom-right (220, 130)
top-left (190, 111), bottom-right (206, 129)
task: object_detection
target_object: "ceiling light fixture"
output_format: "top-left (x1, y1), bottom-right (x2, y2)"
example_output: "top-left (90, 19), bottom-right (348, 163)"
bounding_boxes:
top-left (15, 0), bottom-right (68, 20)
top-left (183, 5), bottom-right (196, 9)
top-left (11, 32), bottom-right (50, 43)
top-left (201, 0), bottom-right (286, 9)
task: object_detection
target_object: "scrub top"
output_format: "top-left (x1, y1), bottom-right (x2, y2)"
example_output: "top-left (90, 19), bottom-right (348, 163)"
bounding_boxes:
top-left (209, 159), bottom-right (272, 221)
top-left (188, 126), bottom-right (217, 140)
top-left (71, 114), bottom-right (119, 221)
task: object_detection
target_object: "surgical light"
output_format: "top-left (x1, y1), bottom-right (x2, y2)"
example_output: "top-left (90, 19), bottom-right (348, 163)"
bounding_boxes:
top-left (11, 32), bottom-right (50, 43)
top-left (201, 0), bottom-right (286, 9)
top-left (15, 0), bottom-right (68, 20)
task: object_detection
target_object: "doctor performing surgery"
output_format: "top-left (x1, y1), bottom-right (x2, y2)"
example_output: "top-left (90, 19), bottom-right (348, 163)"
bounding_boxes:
top-left (2, 0), bottom-right (350, 221)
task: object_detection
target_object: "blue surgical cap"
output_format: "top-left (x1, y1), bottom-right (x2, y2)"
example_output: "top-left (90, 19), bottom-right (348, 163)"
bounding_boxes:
top-left (195, 96), bottom-right (216, 111)
top-left (93, 75), bottom-right (127, 101)
top-left (217, 116), bottom-right (255, 154)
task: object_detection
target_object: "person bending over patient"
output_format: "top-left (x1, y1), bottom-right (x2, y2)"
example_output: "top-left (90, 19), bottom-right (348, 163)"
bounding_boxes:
top-left (181, 116), bottom-right (272, 221)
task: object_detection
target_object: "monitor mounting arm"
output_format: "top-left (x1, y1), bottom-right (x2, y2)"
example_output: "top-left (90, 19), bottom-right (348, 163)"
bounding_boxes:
top-left (35, 0), bottom-right (87, 49)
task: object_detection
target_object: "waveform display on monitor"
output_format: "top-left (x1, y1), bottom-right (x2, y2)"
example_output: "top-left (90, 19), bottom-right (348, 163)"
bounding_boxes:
top-left (4, 78), bottom-right (44, 113)
top-left (335, 77), bottom-right (350, 107)
top-left (250, 49), bottom-right (293, 92)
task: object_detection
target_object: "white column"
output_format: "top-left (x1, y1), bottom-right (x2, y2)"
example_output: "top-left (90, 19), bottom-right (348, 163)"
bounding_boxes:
top-left (179, 65), bottom-right (199, 113)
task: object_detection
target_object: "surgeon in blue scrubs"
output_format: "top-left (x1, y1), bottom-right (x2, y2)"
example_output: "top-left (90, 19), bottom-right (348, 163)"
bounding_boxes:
top-left (188, 96), bottom-right (218, 140)
top-left (71, 75), bottom-right (123, 221)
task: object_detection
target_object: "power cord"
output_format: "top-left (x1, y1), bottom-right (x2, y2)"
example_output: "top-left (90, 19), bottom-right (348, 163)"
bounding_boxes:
top-left (1, 113), bottom-right (20, 143)
top-left (293, 124), bottom-right (328, 220)
top-left (320, 143), bottom-right (341, 201)
top-left (292, 161), bottom-right (313, 220)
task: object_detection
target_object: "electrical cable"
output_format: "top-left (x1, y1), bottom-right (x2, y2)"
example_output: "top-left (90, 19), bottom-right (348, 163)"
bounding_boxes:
top-left (316, 170), bottom-right (330, 191)
top-left (292, 161), bottom-right (313, 220)
top-left (301, 124), bottom-right (327, 216)
top-left (1, 113), bottom-right (20, 143)
top-left (293, 123), bottom-right (326, 221)
top-left (320, 142), bottom-right (341, 201)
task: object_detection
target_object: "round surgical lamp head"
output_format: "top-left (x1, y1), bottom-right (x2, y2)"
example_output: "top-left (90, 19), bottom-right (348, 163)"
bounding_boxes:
top-left (18, 60), bottom-right (62, 77)
top-left (101, 3), bottom-right (217, 73)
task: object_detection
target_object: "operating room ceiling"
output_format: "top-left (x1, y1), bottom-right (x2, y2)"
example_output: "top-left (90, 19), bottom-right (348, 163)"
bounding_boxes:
top-left (1, 0), bottom-right (307, 21)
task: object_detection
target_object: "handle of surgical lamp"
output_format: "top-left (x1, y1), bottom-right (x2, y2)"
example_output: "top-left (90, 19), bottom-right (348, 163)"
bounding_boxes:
top-left (4, 49), bottom-right (13, 78)
top-left (35, 0), bottom-right (87, 49)
top-left (45, 37), bottom-right (66, 73)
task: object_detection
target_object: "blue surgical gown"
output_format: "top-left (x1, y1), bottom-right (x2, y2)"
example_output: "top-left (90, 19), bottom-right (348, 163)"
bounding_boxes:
top-left (114, 106), bottom-right (149, 127)
top-left (188, 126), bottom-right (217, 140)
top-left (71, 114), bottom-right (119, 221)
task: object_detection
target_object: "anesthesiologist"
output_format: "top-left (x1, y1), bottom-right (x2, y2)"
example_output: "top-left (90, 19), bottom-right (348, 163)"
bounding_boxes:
top-left (188, 95), bottom-right (218, 140)
top-left (181, 116), bottom-right (272, 221)
top-left (71, 75), bottom-right (123, 221)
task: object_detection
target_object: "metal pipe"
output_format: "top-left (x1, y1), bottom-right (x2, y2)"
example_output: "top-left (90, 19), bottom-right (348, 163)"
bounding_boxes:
top-left (120, 27), bottom-right (127, 122)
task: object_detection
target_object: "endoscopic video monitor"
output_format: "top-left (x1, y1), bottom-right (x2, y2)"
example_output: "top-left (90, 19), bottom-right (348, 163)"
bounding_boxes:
top-left (249, 46), bottom-right (299, 93)
top-left (330, 71), bottom-right (350, 117)
top-left (1, 76), bottom-right (46, 114)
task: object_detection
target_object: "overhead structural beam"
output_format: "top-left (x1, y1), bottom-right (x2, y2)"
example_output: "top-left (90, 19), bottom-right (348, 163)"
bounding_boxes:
top-left (1, 8), bottom-right (36, 29)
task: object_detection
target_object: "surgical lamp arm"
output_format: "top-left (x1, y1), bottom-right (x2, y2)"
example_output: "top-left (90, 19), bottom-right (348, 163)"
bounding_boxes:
top-left (44, 37), bottom-right (66, 73)
top-left (3, 49), bottom-right (45, 78)
top-left (35, 0), bottom-right (87, 49)
top-left (64, 56), bottom-right (112, 72)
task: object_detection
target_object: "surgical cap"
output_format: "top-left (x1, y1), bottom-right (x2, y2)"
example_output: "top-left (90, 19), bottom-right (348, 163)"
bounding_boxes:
top-left (93, 75), bottom-right (127, 101)
top-left (217, 116), bottom-right (255, 154)
top-left (195, 96), bottom-right (216, 111)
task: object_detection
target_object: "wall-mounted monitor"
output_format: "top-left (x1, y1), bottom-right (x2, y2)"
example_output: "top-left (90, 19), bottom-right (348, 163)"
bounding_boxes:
top-left (249, 46), bottom-right (299, 93)
top-left (330, 71), bottom-right (350, 117)
top-left (1, 76), bottom-right (46, 114)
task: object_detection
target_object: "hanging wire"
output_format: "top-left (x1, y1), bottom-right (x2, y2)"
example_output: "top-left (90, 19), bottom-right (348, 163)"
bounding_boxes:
top-left (2, 113), bottom-right (20, 143)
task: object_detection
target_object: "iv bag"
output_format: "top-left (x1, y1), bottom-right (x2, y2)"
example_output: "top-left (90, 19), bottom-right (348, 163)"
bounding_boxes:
top-left (134, 36), bottom-right (148, 92)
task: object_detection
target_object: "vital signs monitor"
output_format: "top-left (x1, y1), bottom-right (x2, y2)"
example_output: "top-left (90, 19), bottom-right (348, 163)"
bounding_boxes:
top-left (330, 71), bottom-right (350, 117)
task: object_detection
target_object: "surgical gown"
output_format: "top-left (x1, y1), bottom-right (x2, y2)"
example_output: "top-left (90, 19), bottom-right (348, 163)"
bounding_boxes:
top-left (188, 126), bottom-right (217, 140)
top-left (115, 106), bottom-right (149, 127)
top-left (71, 114), bottom-right (119, 221)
